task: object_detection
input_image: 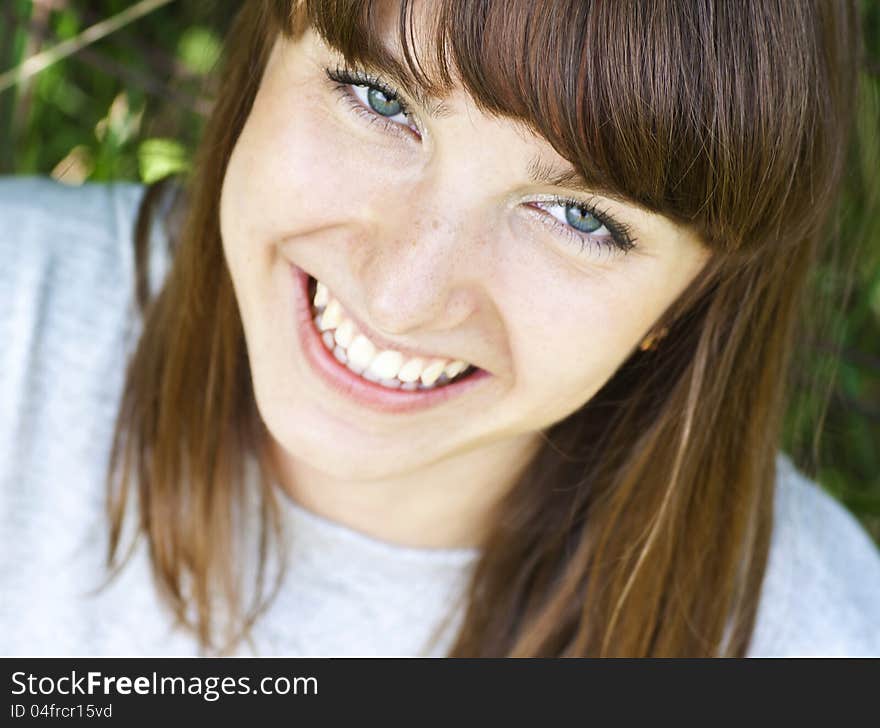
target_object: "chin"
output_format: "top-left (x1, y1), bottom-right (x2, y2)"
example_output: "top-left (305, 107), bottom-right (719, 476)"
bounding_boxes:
top-left (254, 393), bottom-right (428, 482)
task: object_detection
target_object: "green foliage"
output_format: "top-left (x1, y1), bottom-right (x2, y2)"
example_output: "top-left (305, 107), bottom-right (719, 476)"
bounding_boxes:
top-left (177, 25), bottom-right (222, 76)
top-left (0, 1), bottom-right (878, 544)
top-left (780, 2), bottom-right (880, 544)
top-left (0, 0), bottom-right (235, 180)
top-left (138, 136), bottom-right (190, 183)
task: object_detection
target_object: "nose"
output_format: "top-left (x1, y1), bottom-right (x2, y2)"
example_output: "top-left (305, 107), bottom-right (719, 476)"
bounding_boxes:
top-left (357, 195), bottom-right (484, 337)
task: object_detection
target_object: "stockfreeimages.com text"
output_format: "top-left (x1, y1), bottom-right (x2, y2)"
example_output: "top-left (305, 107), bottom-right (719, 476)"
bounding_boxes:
top-left (10, 671), bottom-right (317, 702)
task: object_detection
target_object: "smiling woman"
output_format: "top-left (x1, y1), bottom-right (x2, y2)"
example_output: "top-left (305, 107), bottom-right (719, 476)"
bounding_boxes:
top-left (1, 0), bottom-right (879, 658)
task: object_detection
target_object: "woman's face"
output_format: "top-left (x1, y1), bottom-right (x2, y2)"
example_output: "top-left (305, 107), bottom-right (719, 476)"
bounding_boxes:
top-left (220, 25), bottom-right (711, 482)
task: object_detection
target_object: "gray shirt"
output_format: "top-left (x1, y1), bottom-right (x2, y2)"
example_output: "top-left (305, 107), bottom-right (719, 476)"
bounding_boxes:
top-left (1, 177), bottom-right (878, 656)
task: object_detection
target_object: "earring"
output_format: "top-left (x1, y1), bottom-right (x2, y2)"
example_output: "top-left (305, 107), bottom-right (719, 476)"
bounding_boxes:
top-left (639, 326), bottom-right (669, 352)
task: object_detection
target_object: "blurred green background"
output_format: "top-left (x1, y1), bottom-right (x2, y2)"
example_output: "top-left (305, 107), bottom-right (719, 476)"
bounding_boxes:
top-left (1, 0), bottom-right (878, 546)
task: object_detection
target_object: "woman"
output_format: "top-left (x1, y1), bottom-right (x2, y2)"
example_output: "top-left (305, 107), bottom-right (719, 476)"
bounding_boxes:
top-left (1, 0), bottom-right (878, 657)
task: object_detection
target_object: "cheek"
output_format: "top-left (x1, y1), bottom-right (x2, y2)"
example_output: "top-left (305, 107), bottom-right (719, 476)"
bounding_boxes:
top-left (519, 292), bottom-right (631, 376)
top-left (506, 269), bottom-right (662, 419)
top-left (221, 102), bottom-right (359, 253)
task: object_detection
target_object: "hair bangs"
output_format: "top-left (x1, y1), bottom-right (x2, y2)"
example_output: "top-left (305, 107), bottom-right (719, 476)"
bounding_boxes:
top-left (272, 0), bottom-right (856, 258)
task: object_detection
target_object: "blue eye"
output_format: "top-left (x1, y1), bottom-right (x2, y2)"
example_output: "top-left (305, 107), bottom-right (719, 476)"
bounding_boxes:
top-left (545, 201), bottom-right (611, 238)
top-left (564, 204), bottom-right (604, 234)
top-left (365, 87), bottom-right (403, 117)
top-left (326, 65), bottom-right (417, 135)
top-left (531, 198), bottom-right (636, 256)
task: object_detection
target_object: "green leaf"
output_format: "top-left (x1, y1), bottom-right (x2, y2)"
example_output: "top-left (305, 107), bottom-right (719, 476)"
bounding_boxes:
top-left (177, 26), bottom-right (221, 76)
top-left (137, 137), bottom-right (190, 183)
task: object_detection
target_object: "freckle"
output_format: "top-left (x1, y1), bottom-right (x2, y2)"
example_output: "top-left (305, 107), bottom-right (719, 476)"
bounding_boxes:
top-left (431, 218), bottom-right (440, 230)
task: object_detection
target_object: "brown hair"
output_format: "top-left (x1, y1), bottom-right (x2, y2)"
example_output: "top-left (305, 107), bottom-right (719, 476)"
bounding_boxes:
top-left (108, 0), bottom-right (862, 655)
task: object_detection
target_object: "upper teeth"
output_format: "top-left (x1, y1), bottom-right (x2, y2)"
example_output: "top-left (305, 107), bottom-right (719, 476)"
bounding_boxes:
top-left (312, 279), bottom-right (470, 387)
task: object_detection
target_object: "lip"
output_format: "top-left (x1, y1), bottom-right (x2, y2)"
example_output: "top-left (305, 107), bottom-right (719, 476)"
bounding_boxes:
top-left (291, 264), bottom-right (491, 415)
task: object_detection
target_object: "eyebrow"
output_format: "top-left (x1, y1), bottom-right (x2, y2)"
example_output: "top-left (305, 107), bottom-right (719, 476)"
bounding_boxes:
top-left (393, 77), bottom-right (455, 121)
top-left (527, 156), bottom-right (596, 197)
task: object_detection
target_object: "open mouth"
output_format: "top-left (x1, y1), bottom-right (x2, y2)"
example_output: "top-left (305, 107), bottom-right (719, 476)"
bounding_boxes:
top-left (305, 274), bottom-right (479, 392)
top-left (292, 265), bottom-right (490, 415)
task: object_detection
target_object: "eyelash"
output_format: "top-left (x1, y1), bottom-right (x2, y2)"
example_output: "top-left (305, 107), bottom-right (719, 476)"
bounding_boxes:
top-left (325, 65), bottom-right (418, 138)
top-left (529, 198), bottom-right (637, 256)
top-left (323, 64), bottom-right (636, 256)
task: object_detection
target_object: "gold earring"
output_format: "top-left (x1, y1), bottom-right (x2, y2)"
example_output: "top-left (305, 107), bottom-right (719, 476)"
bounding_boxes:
top-left (639, 326), bottom-right (669, 352)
